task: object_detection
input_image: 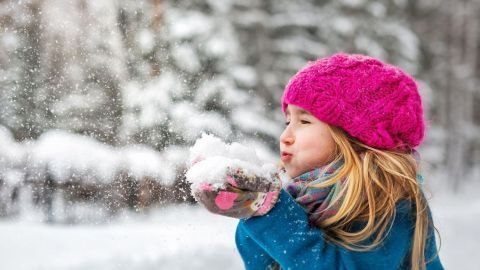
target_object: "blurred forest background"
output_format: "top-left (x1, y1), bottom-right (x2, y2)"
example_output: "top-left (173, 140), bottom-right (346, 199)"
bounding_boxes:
top-left (0, 0), bottom-right (479, 224)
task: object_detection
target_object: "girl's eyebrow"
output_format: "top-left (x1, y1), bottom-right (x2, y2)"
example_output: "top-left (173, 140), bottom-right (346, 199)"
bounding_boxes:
top-left (298, 110), bottom-right (310, 115)
top-left (286, 108), bottom-right (311, 116)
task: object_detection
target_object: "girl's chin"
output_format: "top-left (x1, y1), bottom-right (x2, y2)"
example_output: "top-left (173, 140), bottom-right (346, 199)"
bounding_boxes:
top-left (286, 167), bottom-right (311, 179)
top-left (285, 168), bottom-right (301, 179)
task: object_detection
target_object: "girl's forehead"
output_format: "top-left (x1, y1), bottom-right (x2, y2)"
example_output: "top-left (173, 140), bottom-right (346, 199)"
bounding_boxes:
top-left (285, 105), bottom-right (311, 116)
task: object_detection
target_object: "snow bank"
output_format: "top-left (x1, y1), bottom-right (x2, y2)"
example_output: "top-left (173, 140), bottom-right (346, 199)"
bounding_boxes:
top-left (0, 126), bottom-right (191, 186)
top-left (0, 126), bottom-right (28, 188)
top-left (119, 145), bottom-right (175, 185)
top-left (28, 130), bottom-right (178, 185)
top-left (161, 145), bottom-right (189, 170)
top-left (0, 125), bottom-right (26, 169)
top-left (30, 130), bottom-right (120, 183)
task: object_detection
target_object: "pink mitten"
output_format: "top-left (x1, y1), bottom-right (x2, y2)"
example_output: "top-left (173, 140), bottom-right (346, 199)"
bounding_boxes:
top-left (193, 168), bottom-right (282, 219)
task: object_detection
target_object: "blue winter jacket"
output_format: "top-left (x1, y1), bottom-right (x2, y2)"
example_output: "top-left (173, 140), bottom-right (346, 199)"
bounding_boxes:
top-left (236, 190), bottom-right (444, 270)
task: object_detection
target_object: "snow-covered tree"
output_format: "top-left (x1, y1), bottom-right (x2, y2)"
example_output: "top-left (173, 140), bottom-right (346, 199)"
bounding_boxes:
top-left (1, 0), bottom-right (479, 220)
top-left (118, 0), bottom-right (281, 156)
top-left (229, 0), bottom-right (421, 108)
top-left (0, 0), bottom-right (43, 140)
top-left (38, 0), bottom-right (127, 144)
top-left (406, 0), bottom-right (480, 188)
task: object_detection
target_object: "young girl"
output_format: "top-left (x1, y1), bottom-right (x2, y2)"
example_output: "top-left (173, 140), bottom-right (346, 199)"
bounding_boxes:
top-left (192, 53), bottom-right (444, 270)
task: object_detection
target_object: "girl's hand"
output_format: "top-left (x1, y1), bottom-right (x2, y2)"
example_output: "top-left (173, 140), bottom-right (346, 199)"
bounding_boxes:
top-left (193, 168), bottom-right (282, 219)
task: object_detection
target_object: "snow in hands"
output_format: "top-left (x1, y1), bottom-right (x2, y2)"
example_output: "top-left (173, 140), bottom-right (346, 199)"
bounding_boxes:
top-left (185, 133), bottom-right (279, 194)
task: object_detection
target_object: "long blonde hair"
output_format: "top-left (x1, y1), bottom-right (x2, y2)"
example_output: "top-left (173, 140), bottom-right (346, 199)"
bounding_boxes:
top-left (294, 125), bottom-right (441, 270)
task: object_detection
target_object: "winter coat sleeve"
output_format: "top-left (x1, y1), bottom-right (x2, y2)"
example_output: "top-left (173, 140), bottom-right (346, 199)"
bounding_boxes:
top-left (236, 223), bottom-right (277, 270)
top-left (236, 189), bottom-right (445, 270)
top-left (236, 189), bottom-right (357, 270)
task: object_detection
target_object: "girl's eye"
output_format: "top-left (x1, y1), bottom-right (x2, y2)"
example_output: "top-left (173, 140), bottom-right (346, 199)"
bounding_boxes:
top-left (285, 120), bottom-right (310, 125)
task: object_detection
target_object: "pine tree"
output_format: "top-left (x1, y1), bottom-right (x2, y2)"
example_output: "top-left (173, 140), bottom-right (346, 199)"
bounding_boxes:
top-left (0, 0), bottom-right (43, 141)
top-left (118, 0), bottom-right (281, 157)
top-left (38, 0), bottom-right (126, 144)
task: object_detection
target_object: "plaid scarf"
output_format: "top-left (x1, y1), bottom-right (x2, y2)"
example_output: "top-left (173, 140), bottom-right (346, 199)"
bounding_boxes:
top-left (285, 159), bottom-right (346, 227)
top-left (285, 152), bottom-right (425, 228)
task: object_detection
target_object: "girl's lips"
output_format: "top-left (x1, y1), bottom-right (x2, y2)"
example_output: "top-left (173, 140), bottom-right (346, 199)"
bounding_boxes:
top-left (281, 152), bottom-right (293, 162)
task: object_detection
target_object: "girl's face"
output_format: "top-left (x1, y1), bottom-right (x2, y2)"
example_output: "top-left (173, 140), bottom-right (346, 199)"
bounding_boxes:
top-left (280, 104), bottom-right (336, 178)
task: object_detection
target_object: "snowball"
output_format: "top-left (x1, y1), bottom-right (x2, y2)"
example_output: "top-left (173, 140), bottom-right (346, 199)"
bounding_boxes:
top-left (187, 133), bottom-right (229, 166)
top-left (187, 133), bottom-right (262, 166)
top-left (186, 133), bottom-right (278, 192)
top-left (227, 142), bottom-right (260, 163)
top-left (186, 156), bottom-right (277, 192)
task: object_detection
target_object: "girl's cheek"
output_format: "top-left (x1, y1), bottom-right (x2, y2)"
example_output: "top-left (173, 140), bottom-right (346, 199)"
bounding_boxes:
top-left (300, 133), bottom-right (318, 149)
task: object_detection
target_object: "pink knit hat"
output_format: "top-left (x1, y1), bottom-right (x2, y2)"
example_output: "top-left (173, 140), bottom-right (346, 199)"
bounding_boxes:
top-left (281, 52), bottom-right (426, 151)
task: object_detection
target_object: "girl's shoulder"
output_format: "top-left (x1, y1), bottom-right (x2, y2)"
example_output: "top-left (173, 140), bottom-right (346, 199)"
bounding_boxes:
top-left (395, 199), bottom-right (415, 215)
top-left (395, 198), bottom-right (434, 220)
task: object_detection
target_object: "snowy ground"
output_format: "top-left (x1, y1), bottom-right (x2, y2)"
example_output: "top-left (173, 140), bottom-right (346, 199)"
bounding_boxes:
top-left (0, 205), bottom-right (244, 270)
top-left (428, 184), bottom-right (480, 270)
top-left (0, 189), bottom-right (479, 270)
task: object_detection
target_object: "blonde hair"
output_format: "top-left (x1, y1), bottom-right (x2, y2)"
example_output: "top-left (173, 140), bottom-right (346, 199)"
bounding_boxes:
top-left (286, 125), bottom-right (441, 270)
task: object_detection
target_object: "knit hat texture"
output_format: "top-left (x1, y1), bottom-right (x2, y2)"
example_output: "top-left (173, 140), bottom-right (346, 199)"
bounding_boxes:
top-left (281, 52), bottom-right (425, 151)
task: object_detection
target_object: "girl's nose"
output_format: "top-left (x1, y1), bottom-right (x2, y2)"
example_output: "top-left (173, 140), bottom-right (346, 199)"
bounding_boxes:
top-left (280, 128), bottom-right (294, 145)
